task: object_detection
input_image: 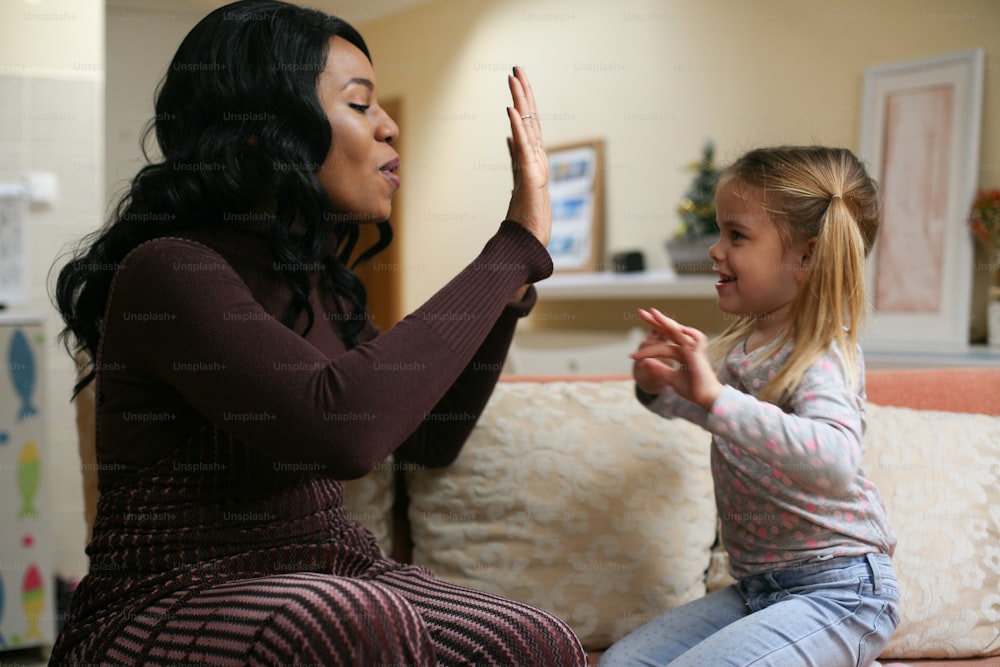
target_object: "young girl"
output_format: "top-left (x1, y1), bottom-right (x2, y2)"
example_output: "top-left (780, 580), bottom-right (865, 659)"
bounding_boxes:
top-left (600, 146), bottom-right (899, 666)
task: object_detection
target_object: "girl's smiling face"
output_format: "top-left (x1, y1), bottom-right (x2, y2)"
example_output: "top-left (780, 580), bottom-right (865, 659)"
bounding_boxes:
top-left (314, 37), bottom-right (400, 224)
top-left (710, 180), bottom-right (813, 329)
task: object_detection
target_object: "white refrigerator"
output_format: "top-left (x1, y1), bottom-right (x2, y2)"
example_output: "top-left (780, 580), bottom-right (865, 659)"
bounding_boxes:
top-left (0, 312), bottom-right (55, 650)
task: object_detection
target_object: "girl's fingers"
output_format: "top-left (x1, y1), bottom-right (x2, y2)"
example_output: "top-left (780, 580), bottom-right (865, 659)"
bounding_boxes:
top-left (649, 308), bottom-right (680, 329)
top-left (633, 357), bottom-right (680, 387)
top-left (631, 343), bottom-right (684, 362)
top-left (647, 308), bottom-right (705, 350)
top-left (638, 308), bottom-right (673, 331)
top-left (639, 308), bottom-right (689, 345)
top-left (648, 308), bottom-right (679, 332)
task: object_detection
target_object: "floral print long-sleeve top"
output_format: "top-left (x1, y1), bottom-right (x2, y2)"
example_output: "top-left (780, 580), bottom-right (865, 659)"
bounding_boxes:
top-left (643, 339), bottom-right (896, 578)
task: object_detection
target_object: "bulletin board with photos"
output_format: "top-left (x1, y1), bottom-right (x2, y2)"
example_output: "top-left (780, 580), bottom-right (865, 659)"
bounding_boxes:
top-left (546, 140), bottom-right (604, 273)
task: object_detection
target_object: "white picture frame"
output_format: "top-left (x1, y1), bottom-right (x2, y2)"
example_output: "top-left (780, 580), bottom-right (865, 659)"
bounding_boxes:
top-left (858, 48), bottom-right (984, 351)
top-left (546, 140), bottom-right (604, 272)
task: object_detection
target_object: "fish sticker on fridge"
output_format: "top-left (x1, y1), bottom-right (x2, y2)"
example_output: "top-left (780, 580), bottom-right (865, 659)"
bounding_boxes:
top-left (8, 328), bottom-right (38, 420)
top-left (19, 564), bottom-right (45, 643)
top-left (17, 440), bottom-right (40, 520)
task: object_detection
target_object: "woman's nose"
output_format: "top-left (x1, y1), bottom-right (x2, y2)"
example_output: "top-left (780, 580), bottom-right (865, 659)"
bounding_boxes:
top-left (377, 109), bottom-right (399, 144)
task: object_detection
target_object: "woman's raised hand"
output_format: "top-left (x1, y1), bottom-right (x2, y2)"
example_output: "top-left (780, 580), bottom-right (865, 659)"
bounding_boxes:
top-left (505, 66), bottom-right (550, 248)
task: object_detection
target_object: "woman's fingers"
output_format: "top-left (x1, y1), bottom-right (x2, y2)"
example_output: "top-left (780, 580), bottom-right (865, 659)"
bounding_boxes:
top-left (508, 69), bottom-right (535, 126)
top-left (504, 66), bottom-right (551, 247)
top-left (507, 68), bottom-right (546, 178)
top-left (513, 67), bottom-right (544, 149)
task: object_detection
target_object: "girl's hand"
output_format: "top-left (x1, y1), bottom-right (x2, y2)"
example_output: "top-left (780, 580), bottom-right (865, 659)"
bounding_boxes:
top-left (504, 66), bottom-right (550, 247)
top-left (632, 325), bottom-right (674, 397)
top-left (631, 308), bottom-right (724, 410)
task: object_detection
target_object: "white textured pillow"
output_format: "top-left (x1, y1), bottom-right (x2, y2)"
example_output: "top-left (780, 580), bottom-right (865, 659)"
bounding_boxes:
top-left (406, 380), bottom-right (717, 650)
top-left (341, 457), bottom-right (396, 556)
top-left (862, 404), bottom-right (1000, 659)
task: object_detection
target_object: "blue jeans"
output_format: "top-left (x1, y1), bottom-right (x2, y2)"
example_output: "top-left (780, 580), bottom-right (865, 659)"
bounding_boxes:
top-left (599, 553), bottom-right (900, 667)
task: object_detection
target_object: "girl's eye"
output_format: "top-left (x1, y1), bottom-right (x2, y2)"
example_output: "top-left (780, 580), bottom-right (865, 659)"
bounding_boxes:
top-left (730, 230), bottom-right (744, 241)
top-left (349, 103), bottom-right (370, 114)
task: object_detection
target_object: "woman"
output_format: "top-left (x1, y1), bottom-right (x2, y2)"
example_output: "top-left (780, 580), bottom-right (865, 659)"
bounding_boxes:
top-left (50, 1), bottom-right (585, 664)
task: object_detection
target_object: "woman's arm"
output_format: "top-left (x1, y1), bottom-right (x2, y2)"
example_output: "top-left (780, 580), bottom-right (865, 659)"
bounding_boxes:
top-left (104, 224), bottom-right (548, 479)
top-left (392, 288), bottom-right (532, 467)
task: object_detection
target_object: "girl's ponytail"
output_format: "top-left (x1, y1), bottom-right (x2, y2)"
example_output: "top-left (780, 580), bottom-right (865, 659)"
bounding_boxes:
top-left (792, 191), bottom-right (871, 393)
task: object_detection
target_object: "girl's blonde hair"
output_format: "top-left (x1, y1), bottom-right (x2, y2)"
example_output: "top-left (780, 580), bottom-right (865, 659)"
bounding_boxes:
top-left (708, 146), bottom-right (880, 403)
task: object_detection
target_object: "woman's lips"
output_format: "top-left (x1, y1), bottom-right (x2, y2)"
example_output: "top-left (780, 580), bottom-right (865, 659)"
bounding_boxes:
top-left (379, 158), bottom-right (400, 189)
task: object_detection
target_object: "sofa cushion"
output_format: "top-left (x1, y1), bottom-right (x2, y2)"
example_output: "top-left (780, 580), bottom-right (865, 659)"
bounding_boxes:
top-left (861, 403), bottom-right (1000, 659)
top-left (405, 379), bottom-right (717, 650)
top-left (341, 457), bottom-right (395, 556)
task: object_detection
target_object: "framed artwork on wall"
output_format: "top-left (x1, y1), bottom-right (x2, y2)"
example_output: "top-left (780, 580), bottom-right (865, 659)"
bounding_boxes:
top-left (546, 139), bottom-right (604, 272)
top-left (858, 48), bottom-right (984, 350)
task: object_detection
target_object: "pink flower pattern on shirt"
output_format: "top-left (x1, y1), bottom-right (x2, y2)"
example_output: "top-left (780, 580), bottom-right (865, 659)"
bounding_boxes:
top-left (645, 340), bottom-right (896, 578)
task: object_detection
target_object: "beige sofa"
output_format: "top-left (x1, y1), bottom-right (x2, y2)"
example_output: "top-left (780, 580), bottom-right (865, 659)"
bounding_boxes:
top-left (344, 368), bottom-right (1000, 666)
top-left (78, 368), bottom-right (1000, 665)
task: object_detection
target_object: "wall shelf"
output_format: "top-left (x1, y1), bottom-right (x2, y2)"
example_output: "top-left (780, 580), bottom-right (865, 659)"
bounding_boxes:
top-left (536, 269), bottom-right (717, 300)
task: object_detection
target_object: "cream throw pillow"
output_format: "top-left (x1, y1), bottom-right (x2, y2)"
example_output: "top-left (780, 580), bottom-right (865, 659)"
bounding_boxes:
top-left (862, 403), bottom-right (1000, 659)
top-left (341, 457), bottom-right (395, 556)
top-left (406, 380), bottom-right (717, 650)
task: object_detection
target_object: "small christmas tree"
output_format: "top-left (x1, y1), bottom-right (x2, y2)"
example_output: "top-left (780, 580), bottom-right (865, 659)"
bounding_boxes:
top-left (675, 141), bottom-right (721, 239)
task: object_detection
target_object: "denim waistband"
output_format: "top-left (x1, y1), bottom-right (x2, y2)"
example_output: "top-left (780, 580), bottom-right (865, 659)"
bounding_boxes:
top-left (740, 553), bottom-right (898, 597)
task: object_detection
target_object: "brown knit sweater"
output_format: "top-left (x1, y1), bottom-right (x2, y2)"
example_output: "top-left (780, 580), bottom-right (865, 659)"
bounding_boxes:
top-left (51, 220), bottom-right (551, 662)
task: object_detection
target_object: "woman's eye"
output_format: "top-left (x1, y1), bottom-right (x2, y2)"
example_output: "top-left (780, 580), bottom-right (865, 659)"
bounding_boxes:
top-left (349, 103), bottom-right (370, 114)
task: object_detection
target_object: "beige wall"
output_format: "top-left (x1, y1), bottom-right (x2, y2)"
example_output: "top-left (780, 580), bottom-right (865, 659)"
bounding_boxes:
top-left (356, 0), bottom-right (1000, 318)
top-left (102, 0), bottom-right (1000, 321)
top-left (0, 0), bottom-right (104, 578)
top-left (105, 5), bottom-right (206, 208)
top-left (0, 0), bottom-right (103, 74)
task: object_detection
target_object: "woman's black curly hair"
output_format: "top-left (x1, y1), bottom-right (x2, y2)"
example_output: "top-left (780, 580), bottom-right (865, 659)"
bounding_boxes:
top-left (54, 0), bottom-right (391, 396)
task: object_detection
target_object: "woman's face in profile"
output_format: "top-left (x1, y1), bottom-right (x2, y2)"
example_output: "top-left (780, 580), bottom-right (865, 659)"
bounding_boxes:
top-left (314, 37), bottom-right (401, 225)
